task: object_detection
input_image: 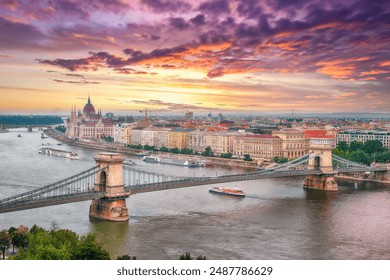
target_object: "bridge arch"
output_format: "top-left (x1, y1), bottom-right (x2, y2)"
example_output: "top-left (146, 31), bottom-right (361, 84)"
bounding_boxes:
top-left (100, 171), bottom-right (107, 192)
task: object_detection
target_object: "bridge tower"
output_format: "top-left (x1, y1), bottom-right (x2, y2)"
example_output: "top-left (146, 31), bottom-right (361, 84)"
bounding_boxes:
top-left (304, 139), bottom-right (338, 191)
top-left (89, 153), bottom-right (130, 221)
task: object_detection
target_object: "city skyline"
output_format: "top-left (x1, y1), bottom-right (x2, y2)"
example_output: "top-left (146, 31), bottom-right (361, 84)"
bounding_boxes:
top-left (1, 0), bottom-right (389, 114)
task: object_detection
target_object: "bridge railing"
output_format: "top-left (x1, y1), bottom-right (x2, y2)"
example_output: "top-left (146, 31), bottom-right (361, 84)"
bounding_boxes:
top-left (0, 166), bottom-right (104, 208)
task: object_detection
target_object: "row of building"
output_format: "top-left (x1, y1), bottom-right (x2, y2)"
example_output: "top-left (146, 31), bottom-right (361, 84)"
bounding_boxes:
top-left (65, 97), bottom-right (389, 162)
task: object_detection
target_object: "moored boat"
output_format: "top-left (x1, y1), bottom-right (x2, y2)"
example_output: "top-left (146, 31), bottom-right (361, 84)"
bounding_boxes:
top-left (142, 155), bottom-right (160, 163)
top-left (209, 186), bottom-right (245, 197)
top-left (123, 159), bottom-right (136, 165)
top-left (39, 147), bottom-right (80, 159)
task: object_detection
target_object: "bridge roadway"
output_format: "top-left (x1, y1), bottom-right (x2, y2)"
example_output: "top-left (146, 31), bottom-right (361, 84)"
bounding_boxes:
top-left (0, 165), bottom-right (386, 214)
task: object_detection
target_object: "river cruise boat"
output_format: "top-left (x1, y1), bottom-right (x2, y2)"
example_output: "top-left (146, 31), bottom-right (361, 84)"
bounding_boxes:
top-left (158, 157), bottom-right (200, 167)
top-left (142, 155), bottom-right (160, 163)
top-left (0, 125), bottom-right (9, 133)
top-left (39, 147), bottom-right (80, 160)
top-left (209, 186), bottom-right (245, 197)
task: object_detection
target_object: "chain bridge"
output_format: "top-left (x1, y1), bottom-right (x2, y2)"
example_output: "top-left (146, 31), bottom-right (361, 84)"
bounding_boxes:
top-left (0, 147), bottom-right (388, 221)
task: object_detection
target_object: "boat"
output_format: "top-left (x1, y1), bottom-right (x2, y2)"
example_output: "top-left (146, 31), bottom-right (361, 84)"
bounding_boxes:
top-left (57, 143), bottom-right (63, 146)
top-left (0, 125), bottom-right (9, 133)
top-left (39, 147), bottom-right (80, 159)
top-left (41, 133), bottom-right (48, 139)
top-left (142, 155), bottom-right (160, 163)
top-left (123, 159), bottom-right (136, 166)
top-left (18, 134), bottom-right (22, 137)
top-left (158, 157), bottom-right (200, 167)
top-left (134, 151), bottom-right (151, 157)
top-left (209, 186), bottom-right (245, 197)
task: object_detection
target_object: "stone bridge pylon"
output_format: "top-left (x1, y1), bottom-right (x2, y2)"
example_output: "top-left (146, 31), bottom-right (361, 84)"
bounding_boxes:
top-left (89, 153), bottom-right (130, 221)
top-left (304, 140), bottom-right (338, 191)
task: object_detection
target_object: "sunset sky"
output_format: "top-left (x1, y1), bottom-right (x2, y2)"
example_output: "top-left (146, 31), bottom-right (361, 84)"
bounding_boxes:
top-left (0, 0), bottom-right (389, 115)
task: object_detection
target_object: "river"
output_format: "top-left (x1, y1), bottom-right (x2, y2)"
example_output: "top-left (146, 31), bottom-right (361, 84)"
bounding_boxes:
top-left (0, 128), bottom-right (389, 259)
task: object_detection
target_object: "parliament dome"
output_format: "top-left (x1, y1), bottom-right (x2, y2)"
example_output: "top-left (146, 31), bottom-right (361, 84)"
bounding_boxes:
top-left (83, 96), bottom-right (95, 115)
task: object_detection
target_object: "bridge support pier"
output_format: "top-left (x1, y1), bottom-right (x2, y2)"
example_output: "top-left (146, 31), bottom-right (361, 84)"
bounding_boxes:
top-left (89, 153), bottom-right (130, 222)
top-left (304, 174), bottom-right (338, 191)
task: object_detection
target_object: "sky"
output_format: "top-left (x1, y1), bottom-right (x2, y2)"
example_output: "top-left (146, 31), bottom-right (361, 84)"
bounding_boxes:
top-left (0, 0), bottom-right (389, 115)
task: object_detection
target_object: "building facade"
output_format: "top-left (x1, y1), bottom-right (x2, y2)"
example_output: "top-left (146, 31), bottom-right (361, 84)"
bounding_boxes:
top-left (336, 130), bottom-right (390, 148)
top-left (65, 96), bottom-right (114, 140)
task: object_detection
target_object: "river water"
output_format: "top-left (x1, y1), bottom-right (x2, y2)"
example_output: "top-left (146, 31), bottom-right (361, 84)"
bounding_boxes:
top-left (0, 129), bottom-right (389, 259)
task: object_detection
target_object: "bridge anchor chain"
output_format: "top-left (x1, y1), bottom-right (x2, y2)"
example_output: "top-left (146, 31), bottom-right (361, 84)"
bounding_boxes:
top-left (89, 153), bottom-right (131, 222)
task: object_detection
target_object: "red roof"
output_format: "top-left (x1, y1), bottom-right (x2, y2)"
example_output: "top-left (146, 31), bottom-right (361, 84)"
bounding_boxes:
top-left (304, 130), bottom-right (335, 139)
top-left (245, 134), bottom-right (279, 139)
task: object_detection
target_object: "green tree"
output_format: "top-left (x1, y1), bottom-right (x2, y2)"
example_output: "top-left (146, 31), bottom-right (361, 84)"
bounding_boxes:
top-left (350, 150), bottom-right (371, 165)
top-left (159, 146), bottom-right (169, 152)
top-left (179, 252), bottom-right (206, 260)
top-left (0, 230), bottom-right (11, 260)
top-left (12, 228), bottom-right (110, 260)
top-left (336, 141), bottom-right (349, 152)
top-left (202, 146), bottom-right (214, 157)
top-left (169, 147), bottom-right (180, 153)
top-left (363, 140), bottom-right (385, 154)
top-left (273, 156), bottom-right (288, 163)
top-left (243, 154), bottom-right (253, 161)
top-left (220, 153), bottom-right (233, 159)
top-left (180, 148), bottom-right (193, 154)
top-left (375, 151), bottom-right (390, 163)
top-left (143, 145), bottom-right (156, 151)
top-left (10, 225), bottom-right (29, 254)
top-left (349, 141), bottom-right (364, 152)
top-left (71, 234), bottom-right (110, 260)
top-left (116, 254), bottom-right (137, 260)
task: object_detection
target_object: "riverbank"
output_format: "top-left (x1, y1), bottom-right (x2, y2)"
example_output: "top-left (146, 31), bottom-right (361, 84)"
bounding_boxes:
top-left (45, 129), bottom-right (259, 169)
top-left (335, 175), bottom-right (390, 185)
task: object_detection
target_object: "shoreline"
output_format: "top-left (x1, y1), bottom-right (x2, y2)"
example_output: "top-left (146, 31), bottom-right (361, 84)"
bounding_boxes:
top-left (335, 175), bottom-right (390, 185)
top-left (45, 129), bottom-right (259, 169)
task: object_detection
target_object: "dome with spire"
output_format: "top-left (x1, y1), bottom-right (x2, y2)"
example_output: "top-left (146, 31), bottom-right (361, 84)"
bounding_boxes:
top-left (82, 95), bottom-right (96, 115)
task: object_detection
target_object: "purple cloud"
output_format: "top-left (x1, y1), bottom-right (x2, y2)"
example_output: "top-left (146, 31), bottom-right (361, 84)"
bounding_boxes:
top-left (198, 0), bottom-right (230, 14)
top-left (0, 16), bottom-right (45, 49)
top-left (169, 17), bottom-right (190, 30)
top-left (190, 14), bottom-right (206, 26)
top-left (141, 0), bottom-right (192, 12)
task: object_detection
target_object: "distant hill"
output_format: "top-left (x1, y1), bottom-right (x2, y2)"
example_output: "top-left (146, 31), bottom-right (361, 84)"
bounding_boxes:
top-left (0, 115), bottom-right (63, 126)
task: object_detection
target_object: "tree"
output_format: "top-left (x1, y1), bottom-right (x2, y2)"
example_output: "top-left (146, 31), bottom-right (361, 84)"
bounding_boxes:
top-left (350, 150), bottom-right (371, 165)
top-left (202, 146), bottom-right (214, 157)
top-left (243, 154), bottom-right (253, 161)
top-left (116, 254), bottom-right (137, 260)
top-left (349, 141), bottom-right (364, 152)
top-left (0, 230), bottom-right (11, 260)
top-left (159, 146), bottom-right (169, 152)
top-left (179, 252), bottom-right (206, 260)
top-left (220, 153), bottom-right (233, 159)
top-left (273, 156), bottom-right (288, 164)
top-left (363, 140), bottom-right (385, 154)
top-left (143, 145), bottom-right (156, 151)
top-left (71, 234), bottom-right (110, 260)
top-left (180, 148), bottom-right (193, 154)
top-left (11, 228), bottom-right (110, 260)
top-left (169, 147), bottom-right (180, 154)
top-left (10, 225), bottom-right (29, 254)
top-left (336, 141), bottom-right (349, 152)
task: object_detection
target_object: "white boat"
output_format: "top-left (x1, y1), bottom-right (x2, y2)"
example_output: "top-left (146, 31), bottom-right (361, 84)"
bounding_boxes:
top-left (39, 147), bottom-right (80, 160)
top-left (158, 157), bottom-right (200, 167)
top-left (209, 186), bottom-right (245, 197)
top-left (123, 159), bottom-right (136, 165)
top-left (142, 155), bottom-right (160, 163)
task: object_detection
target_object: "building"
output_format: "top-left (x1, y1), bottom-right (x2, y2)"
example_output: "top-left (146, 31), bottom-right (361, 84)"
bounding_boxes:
top-left (65, 96), bottom-right (114, 140)
top-left (271, 128), bottom-right (306, 159)
top-left (188, 130), bottom-right (206, 152)
top-left (336, 130), bottom-right (390, 148)
top-left (233, 134), bottom-right (283, 159)
top-left (204, 131), bottom-right (242, 155)
top-left (167, 128), bottom-right (192, 149)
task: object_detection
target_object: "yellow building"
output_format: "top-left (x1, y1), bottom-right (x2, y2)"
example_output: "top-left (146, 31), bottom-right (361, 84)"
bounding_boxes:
top-left (167, 128), bottom-right (192, 149)
top-left (271, 128), bottom-right (306, 159)
top-left (233, 134), bottom-right (283, 159)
